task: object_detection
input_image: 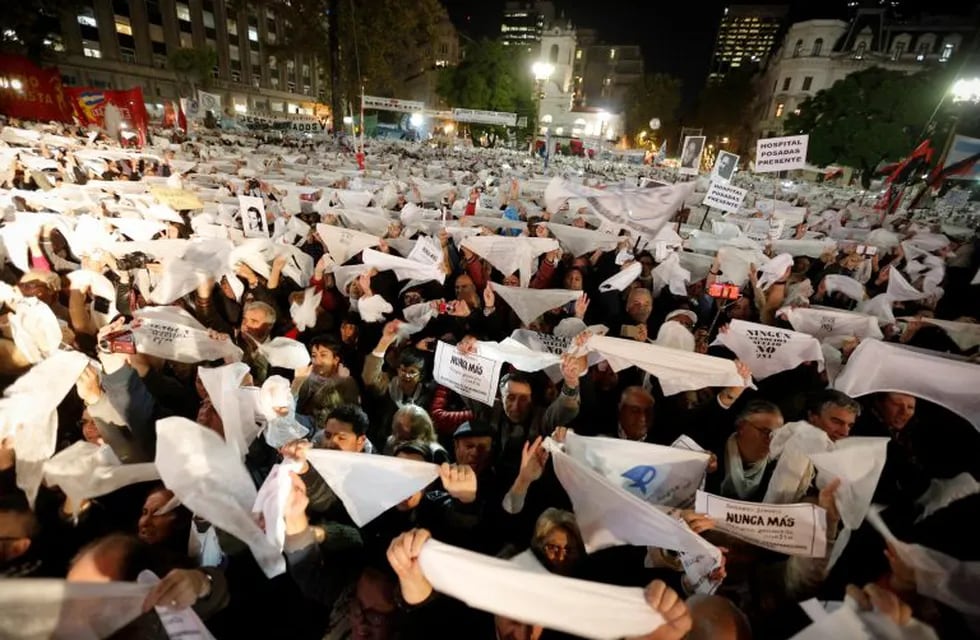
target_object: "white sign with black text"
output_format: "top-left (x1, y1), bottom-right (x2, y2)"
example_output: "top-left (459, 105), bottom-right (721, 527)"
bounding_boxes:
top-left (702, 180), bottom-right (748, 213)
top-left (754, 134), bottom-right (809, 173)
top-left (695, 491), bottom-right (827, 557)
top-left (433, 341), bottom-right (503, 407)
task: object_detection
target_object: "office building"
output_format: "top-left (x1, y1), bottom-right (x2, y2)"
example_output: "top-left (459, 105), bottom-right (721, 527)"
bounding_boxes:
top-left (708, 4), bottom-right (788, 84)
top-left (756, 7), bottom-right (980, 137)
top-left (501, 0), bottom-right (555, 52)
top-left (576, 44), bottom-right (643, 111)
top-left (55, 0), bottom-right (323, 120)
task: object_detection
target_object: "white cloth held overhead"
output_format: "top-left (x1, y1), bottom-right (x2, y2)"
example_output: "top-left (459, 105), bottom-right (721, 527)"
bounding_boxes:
top-left (460, 236), bottom-right (559, 287)
top-left (257, 336), bottom-right (311, 369)
top-left (251, 460), bottom-right (303, 552)
top-left (599, 261), bottom-right (642, 292)
top-left (716, 319), bottom-right (825, 380)
top-left (43, 442), bottom-right (159, 517)
top-left (490, 283), bottom-right (582, 326)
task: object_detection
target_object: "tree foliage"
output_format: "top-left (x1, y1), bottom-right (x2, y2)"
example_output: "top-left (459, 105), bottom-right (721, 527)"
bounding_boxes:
top-left (436, 39), bottom-right (535, 145)
top-left (689, 69), bottom-right (757, 155)
top-left (623, 73), bottom-right (682, 144)
top-left (0, 0), bottom-right (82, 62)
top-left (783, 66), bottom-right (949, 181)
top-left (168, 47), bottom-right (217, 93)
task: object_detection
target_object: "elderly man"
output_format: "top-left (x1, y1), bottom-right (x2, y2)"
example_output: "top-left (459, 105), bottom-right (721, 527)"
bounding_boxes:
top-left (806, 390), bottom-right (861, 442)
top-left (236, 300), bottom-right (277, 384)
top-left (707, 400), bottom-right (784, 501)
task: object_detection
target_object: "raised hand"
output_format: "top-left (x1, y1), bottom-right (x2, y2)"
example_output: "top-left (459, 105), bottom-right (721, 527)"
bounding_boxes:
top-left (438, 463), bottom-right (477, 504)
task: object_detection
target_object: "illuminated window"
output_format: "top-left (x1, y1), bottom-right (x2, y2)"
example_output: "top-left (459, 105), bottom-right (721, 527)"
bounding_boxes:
top-left (774, 102), bottom-right (785, 118)
top-left (77, 9), bottom-right (97, 27)
top-left (203, 11), bottom-right (215, 29)
top-left (575, 49), bottom-right (582, 60)
top-left (248, 26), bottom-right (258, 42)
top-left (609, 48), bottom-right (616, 60)
top-left (83, 40), bottom-right (101, 58)
top-left (940, 43), bottom-right (953, 61)
top-left (115, 16), bottom-right (132, 36)
top-left (227, 19), bottom-right (237, 35)
top-left (176, 3), bottom-right (191, 22)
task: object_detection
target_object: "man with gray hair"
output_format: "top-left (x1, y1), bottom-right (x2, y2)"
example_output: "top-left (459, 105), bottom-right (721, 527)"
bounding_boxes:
top-left (806, 389), bottom-right (861, 442)
top-left (238, 300), bottom-right (277, 384)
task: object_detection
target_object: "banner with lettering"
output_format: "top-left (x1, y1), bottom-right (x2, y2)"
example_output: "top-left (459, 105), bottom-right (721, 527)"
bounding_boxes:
top-left (564, 431), bottom-right (710, 508)
top-left (131, 318), bottom-right (243, 364)
top-left (433, 341), bottom-right (502, 406)
top-left (715, 319), bottom-right (825, 379)
top-left (64, 87), bottom-right (150, 146)
top-left (0, 54), bottom-right (73, 122)
top-left (701, 180), bottom-right (747, 213)
top-left (695, 491), bottom-right (827, 557)
top-left (754, 134), bottom-right (809, 173)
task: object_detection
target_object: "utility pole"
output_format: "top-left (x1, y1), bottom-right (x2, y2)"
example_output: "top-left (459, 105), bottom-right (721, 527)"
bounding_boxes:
top-left (327, 0), bottom-right (343, 135)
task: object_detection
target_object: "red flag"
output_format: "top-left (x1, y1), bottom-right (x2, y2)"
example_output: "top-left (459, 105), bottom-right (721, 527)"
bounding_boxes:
top-left (178, 100), bottom-right (187, 132)
top-left (64, 87), bottom-right (150, 146)
top-left (0, 54), bottom-right (72, 122)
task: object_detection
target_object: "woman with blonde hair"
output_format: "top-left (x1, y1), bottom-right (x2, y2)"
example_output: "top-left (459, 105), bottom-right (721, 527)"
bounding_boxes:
top-left (383, 404), bottom-right (449, 463)
top-left (529, 508), bottom-right (586, 576)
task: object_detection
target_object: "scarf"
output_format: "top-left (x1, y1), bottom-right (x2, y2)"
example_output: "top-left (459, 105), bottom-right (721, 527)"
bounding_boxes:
top-left (720, 434), bottom-right (768, 500)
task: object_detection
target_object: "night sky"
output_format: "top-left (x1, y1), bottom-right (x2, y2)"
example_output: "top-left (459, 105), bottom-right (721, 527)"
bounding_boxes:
top-left (440, 0), bottom-right (979, 102)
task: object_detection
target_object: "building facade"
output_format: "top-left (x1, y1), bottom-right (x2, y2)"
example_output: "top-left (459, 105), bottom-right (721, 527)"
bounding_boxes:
top-left (757, 8), bottom-right (980, 137)
top-left (576, 43), bottom-right (643, 112)
top-left (54, 0), bottom-right (323, 121)
top-left (708, 4), bottom-right (787, 84)
top-left (501, 0), bottom-right (555, 53)
top-left (403, 12), bottom-right (461, 108)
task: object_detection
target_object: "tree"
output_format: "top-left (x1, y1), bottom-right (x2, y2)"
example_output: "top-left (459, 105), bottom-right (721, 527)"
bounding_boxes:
top-left (436, 39), bottom-right (535, 146)
top-left (689, 69), bottom-right (757, 155)
top-left (235, 0), bottom-right (448, 127)
top-left (0, 0), bottom-right (82, 62)
top-left (168, 47), bottom-right (217, 95)
top-left (623, 73), bottom-right (682, 146)
top-left (783, 66), bottom-right (949, 187)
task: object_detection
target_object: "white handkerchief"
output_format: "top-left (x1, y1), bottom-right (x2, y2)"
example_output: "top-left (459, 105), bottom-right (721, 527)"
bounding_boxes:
top-left (461, 236), bottom-right (558, 287)
top-left (886, 268), bottom-right (929, 302)
top-left (716, 319), bottom-right (824, 380)
top-left (251, 460), bottom-right (303, 552)
top-left (651, 253), bottom-right (690, 296)
top-left (357, 294), bottom-right (393, 322)
top-left (43, 442), bottom-right (159, 517)
top-left (8, 297), bottom-right (63, 364)
top-left (154, 417), bottom-right (285, 577)
top-left (824, 275), bottom-right (867, 302)
top-left (305, 448), bottom-right (439, 527)
top-left (780, 307), bottom-right (884, 341)
top-left (834, 340), bottom-right (980, 429)
top-left (545, 223), bottom-right (620, 257)
top-left (757, 253), bottom-right (794, 291)
top-left (599, 262), bottom-right (642, 292)
top-left (257, 336), bottom-right (311, 369)
top-left (476, 338), bottom-right (563, 372)
top-left (316, 223), bottom-right (380, 263)
top-left (198, 362), bottom-right (258, 460)
top-left (764, 421), bottom-right (832, 504)
top-left (809, 437), bottom-right (888, 530)
top-left (290, 287), bottom-right (321, 332)
top-left (0, 350), bottom-right (90, 507)
top-left (137, 570), bottom-right (217, 640)
top-left (490, 283), bottom-right (581, 326)
top-left (361, 248), bottom-right (445, 284)
top-left (417, 538), bottom-right (665, 640)
top-left (588, 334), bottom-right (747, 396)
top-left (564, 431), bottom-right (709, 508)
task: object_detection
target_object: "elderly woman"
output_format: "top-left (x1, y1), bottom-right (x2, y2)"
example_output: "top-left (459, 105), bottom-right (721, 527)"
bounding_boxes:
top-left (529, 508), bottom-right (586, 577)
top-left (382, 404), bottom-right (448, 464)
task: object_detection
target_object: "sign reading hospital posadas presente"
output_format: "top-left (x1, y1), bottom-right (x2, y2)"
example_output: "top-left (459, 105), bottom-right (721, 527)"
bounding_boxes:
top-left (701, 180), bottom-right (748, 213)
top-left (433, 341), bottom-right (502, 407)
top-left (362, 95), bottom-right (425, 113)
top-left (754, 134), bottom-right (809, 173)
top-left (452, 108), bottom-right (518, 127)
top-left (694, 491), bottom-right (827, 557)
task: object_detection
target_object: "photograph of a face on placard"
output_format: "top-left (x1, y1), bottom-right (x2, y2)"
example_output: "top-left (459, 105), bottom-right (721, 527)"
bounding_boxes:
top-left (712, 151), bottom-right (739, 182)
top-left (239, 195), bottom-right (268, 238)
top-left (679, 136), bottom-right (705, 175)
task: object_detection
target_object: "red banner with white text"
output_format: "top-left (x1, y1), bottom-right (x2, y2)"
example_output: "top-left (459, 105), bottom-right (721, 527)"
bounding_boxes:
top-left (0, 54), bottom-right (73, 122)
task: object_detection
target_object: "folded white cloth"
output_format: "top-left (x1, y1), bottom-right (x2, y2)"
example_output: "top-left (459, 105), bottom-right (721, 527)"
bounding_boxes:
top-left (8, 297), bottom-right (63, 364)
top-left (588, 334), bottom-right (747, 396)
top-left (417, 538), bottom-right (665, 640)
top-left (490, 283), bottom-right (581, 326)
top-left (305, 448), bottom-right (439, 526)
top-left (757, 253), bottom-right (794, 290)
top-left (834, 340), bottom-right (980, 429)
top-left (154, 416), bottom-right (285, 577)
top-left (43, 442), bottom-right (159, 517)
top-left (461, 236), bottom-right (558, 287)
top-left (886, 268), bottom-right (929, 302)
top-left (651, 253), bottom-right (690, 296)
top-left (197, 362), bottom-right (259, 459)
top-left (316, 223), bottom-right (380, 263)
top-left (824, 275), bottom-right (867, 302)
top-left (361, 248), bottom-right (445, 284)
top-left (290, 287), bottom-right (321, 332)
top-left (545, 222), bottom-right (620, 257)
top-left (716, 319), bottom-right (824, 380)
top-left (251, 460), bottom-right (303, 552)
top-left (257, 336), bottom-right (310, 369)
top-left (779, 307), bottom-right (884, 341)
top-left (599, 262), bottom-right (642, 292)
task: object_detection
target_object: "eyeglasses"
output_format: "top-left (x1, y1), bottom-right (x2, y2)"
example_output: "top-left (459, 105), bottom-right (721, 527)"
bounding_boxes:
top-left (350, 598), bottom-right (390, 628)
top-left (745, 423), bottom-right (777, 440)
top-left (543, 543), bottom-right (577, 559)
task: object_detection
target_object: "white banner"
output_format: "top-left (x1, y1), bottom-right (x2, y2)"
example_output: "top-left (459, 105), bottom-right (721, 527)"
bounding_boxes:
top-left (694, 491), bottom-right (827, 557)
top-left (433, 341), bottom-right (502, 407)
top-left (198, 90), bottom-right (222, 114)
top-left (702, 180), bottom-right (747, 213)
top-left (754, 134), bottom-right (809, 173)
top-left (452, 108), bottom-right (518, 127)
top-left (362, 95), bottom-right (424, 112)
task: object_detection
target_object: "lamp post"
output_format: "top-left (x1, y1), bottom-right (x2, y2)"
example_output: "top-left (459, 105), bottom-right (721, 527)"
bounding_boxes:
top-left (531, 61), bottom-right (554, 152)
top-left (938, 77), bottom-right (980, 168)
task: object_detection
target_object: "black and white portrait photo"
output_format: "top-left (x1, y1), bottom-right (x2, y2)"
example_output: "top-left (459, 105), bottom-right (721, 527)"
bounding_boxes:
top-left (239, 195), bottom-right (268, 238)
top-left (713, 151), bottom-right (740, 182)
top-left (679, 136), bottom-right (705, 175)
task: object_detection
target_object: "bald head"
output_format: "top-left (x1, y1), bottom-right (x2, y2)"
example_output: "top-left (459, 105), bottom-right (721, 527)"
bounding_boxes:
top-left (686, 594), bottom-right (752, 640)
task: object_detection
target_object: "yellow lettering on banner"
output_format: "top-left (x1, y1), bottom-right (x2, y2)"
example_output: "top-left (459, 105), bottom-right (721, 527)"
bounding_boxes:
top-left (150, 187), bottom-right (204, 211)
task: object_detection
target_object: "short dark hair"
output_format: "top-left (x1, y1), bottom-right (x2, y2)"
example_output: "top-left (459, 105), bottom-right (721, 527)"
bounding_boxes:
top-left (394, 440), bottom-right (433, 462)
top-left (807, 390), bottom-right (861, 418)
top-left (309, 335), bottom-right (342, 358)
top-left (327, 404), bottom-right (370, 436)
top-left (500, 371), bottom-right (534, 395)
top-left (735, 399), bottom-right (782, 424)
top-left (398, 347), bottom-right (426, 370)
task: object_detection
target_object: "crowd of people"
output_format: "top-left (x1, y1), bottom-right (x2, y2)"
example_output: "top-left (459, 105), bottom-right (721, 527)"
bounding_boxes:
top-left (0, 116), bottom-right (978, 640)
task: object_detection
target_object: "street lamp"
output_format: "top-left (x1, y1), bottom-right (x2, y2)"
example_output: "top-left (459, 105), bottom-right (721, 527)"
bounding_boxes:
top-left (531, 62), bottom-right (554, 149)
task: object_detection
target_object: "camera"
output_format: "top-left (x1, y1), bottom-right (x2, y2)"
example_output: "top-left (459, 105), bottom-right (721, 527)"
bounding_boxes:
top-left (708, 283), bottom-right (742, 300)
top-left (115, 251), bottom-right (153, 271)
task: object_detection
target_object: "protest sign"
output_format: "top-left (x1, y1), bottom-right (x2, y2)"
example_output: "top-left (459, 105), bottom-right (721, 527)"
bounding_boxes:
top-left (0, 54), bottom-right (73, 122)
top-left (239, 195), bottom-right (268, 238)
top-left (131, 318), bottom-right (243, 364)
top-left (695, 491), bottom-right (827, 557)
top-left (711, 151), bottom-right (739, 182)
top-left (363, 95), bottom-right (424, 113)
top-left (754, 134), bottom-right (809, 173)
top-left (702, 180), bottom-right (747, 213)
top-left (150, 187), bottom-right (204, 211)
top-left (679, 136), bottom-right (705, 175)
top-left (433, 341), bottom-right (502, 407)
